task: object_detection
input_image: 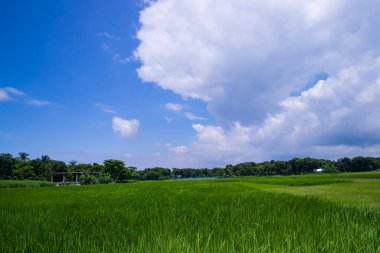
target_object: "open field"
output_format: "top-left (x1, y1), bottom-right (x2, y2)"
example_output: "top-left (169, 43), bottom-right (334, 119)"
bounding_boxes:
top-left (0, 172), bottom-right (379, 252)
top-left (233, 172), bottom-right (380, 210)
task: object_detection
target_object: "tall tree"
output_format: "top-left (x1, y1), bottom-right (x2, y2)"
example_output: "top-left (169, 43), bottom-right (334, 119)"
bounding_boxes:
top-left (104, 159), bottom-right (126, 181)
top-left (0, 153), bottom-right (14, 179)
top-left (18, 152), bottom-right (29, 161)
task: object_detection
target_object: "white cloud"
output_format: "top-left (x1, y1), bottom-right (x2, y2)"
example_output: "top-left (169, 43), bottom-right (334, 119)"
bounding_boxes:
top-left (95, 103), bottom-right (117, 114)
top-left (0, 87), bottom-right (25, 101)
top-left (164, 116), bottom-right (172, 124)
top-left (1, 87), bottom-right (52, 107)
top-left (25, 99), bottom-right (51, 106)
top-left (113, 54), bottom-right (132, 64)
top-left (97, 32), bottom-right (119, 40)
top-left (124, 153), bottom-right (132, 158)
top-left (134, 0), bottom-right (380, 166)
top-left (102, 42), bottom-right (110, 50)
top-left (165, 143), bottom-right (189, 155)
top-left (253, 57), bottom-right (380, 149)
top-left (190, 123), bottom-right (258, 164)
top-left (3, 87), bottom-right (25, 96)
top-left (112, 117), bottom-right (140, 138)
top-left (164, 57), bottom-right (380, 167)
top-left (136, 0), bottom-right (380, 123)
top-left (0, 90), bottom-right (8, 101)
top-left (185, 112), bottom-right (206, 121)
top-left (165, 102), bottom-right (183, 111)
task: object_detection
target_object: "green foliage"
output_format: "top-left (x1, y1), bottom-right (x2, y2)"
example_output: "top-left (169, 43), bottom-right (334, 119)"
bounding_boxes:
top-left (321, 162), bottom-right (339, 173)
top-left (104, 159), bottom-right (126, 182)
top-left (17, 152), bottom-right (29, 161)
top-left (78, 173), bottom-right (98, 185)
top-left (1, 152), bottom-right (380, 184)
top-left (0, 153), bottom-right (14, 179)
top-left (98, 173), bottom-right (113, 184)
top-left (91, 163), bottom-right (104, 172)
top-left (140, 167), bottom-right (172, 180)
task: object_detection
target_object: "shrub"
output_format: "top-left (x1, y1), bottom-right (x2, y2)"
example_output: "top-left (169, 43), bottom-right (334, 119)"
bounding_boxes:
top-left (99, 173), bottom-right (113, 184)
top-left (79, 173), bottom-right (98, 185)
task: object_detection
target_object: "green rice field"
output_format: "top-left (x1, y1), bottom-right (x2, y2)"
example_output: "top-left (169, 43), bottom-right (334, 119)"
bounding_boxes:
top-left (0, 172), bottom-right (379, 252)
top-left (0, 180), bottom-right (56, 188)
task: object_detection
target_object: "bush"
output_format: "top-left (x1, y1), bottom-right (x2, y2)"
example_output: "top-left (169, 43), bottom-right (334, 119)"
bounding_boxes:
top-left (79, 173), bottom-right (98, 185)
top-left (99, 173), bottom-right (113, 184)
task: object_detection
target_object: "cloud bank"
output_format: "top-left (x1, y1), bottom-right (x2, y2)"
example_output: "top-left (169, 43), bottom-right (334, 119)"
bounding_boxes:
top-left (136, 0), bottom-right (380, 166)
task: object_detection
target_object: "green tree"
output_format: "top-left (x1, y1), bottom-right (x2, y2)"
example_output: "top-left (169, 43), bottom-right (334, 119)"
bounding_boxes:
top-left (18, 152), bottom-right (29, 161)
top-left (12, 159), bottom-right (35, 180)
top-left (99, 173), bottom-right (113, 184)
top-left (91, 163), bottom-right (105, 172)
top-left (104, 159), bottom-right (126, 181)
top-left (0, 153), bottom-right (15, 179)
top-left (29, 158), bottom-right (52, 180)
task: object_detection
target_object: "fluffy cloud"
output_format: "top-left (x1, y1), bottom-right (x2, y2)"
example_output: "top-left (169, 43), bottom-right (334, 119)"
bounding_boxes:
top-left (254, 57), bottom-right (380, 149)
top-left (135, 0), bottom-right (380, 166)
top-left (165, 102), bottom-right (183, 111)
top-left (178, 57), bottom-right (380, 166)
top-left (136, 0), bottom-right (380, 122)
top-left (112, 117), bottom-right (140, 138)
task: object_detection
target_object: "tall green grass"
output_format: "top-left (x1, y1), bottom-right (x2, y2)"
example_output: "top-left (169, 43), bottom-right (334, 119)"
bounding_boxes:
top-left (0, 180), bottom-right (379, 252)
top-left (223, 170), bottom-right (380, 186)
top-left (0, 180), bottom-right (55, 188)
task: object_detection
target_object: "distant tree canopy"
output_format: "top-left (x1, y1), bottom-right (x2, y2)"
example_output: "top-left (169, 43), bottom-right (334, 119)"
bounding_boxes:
top-left (1, 153), bottom-right (379, 182)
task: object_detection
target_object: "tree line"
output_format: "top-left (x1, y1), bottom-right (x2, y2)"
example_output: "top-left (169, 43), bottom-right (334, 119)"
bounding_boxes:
top-left (1, 152), bottom-right (379, 184)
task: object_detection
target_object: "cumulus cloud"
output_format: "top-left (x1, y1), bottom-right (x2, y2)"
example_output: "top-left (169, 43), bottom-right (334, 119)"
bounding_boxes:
top-left (165, 102), bottom-right (183, 111)
top-left (174, 57), bottom-right (380, 166)
top-left (253, 57), bottom-right (380, 149)
top-left (136, 0), bottom-right (380, 122)
top-left (112, 117), bottom-right (140, 138)
top-left (135, 0), bottom-right (380, 166)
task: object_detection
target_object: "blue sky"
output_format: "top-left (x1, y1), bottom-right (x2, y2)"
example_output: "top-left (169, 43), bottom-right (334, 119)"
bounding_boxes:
top-left (1, 0), bottom-right (380, 168)
top-left (0, 0), bottom-right (212, 167)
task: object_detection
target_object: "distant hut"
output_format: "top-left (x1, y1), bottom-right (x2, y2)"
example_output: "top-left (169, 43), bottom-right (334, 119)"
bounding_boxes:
top-left (313, 168), bottom-right (324, 173)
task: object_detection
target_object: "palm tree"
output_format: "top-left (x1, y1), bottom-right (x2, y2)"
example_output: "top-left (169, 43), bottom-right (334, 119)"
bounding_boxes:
top-left (18, 152), bottom-right (29, 161)
top-left (41, 155), bottom-right (50, 162)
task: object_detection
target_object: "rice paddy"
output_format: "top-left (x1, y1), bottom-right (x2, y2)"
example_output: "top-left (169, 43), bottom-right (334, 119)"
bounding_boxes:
top-left (0, 172), bottom-right (379, 252)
